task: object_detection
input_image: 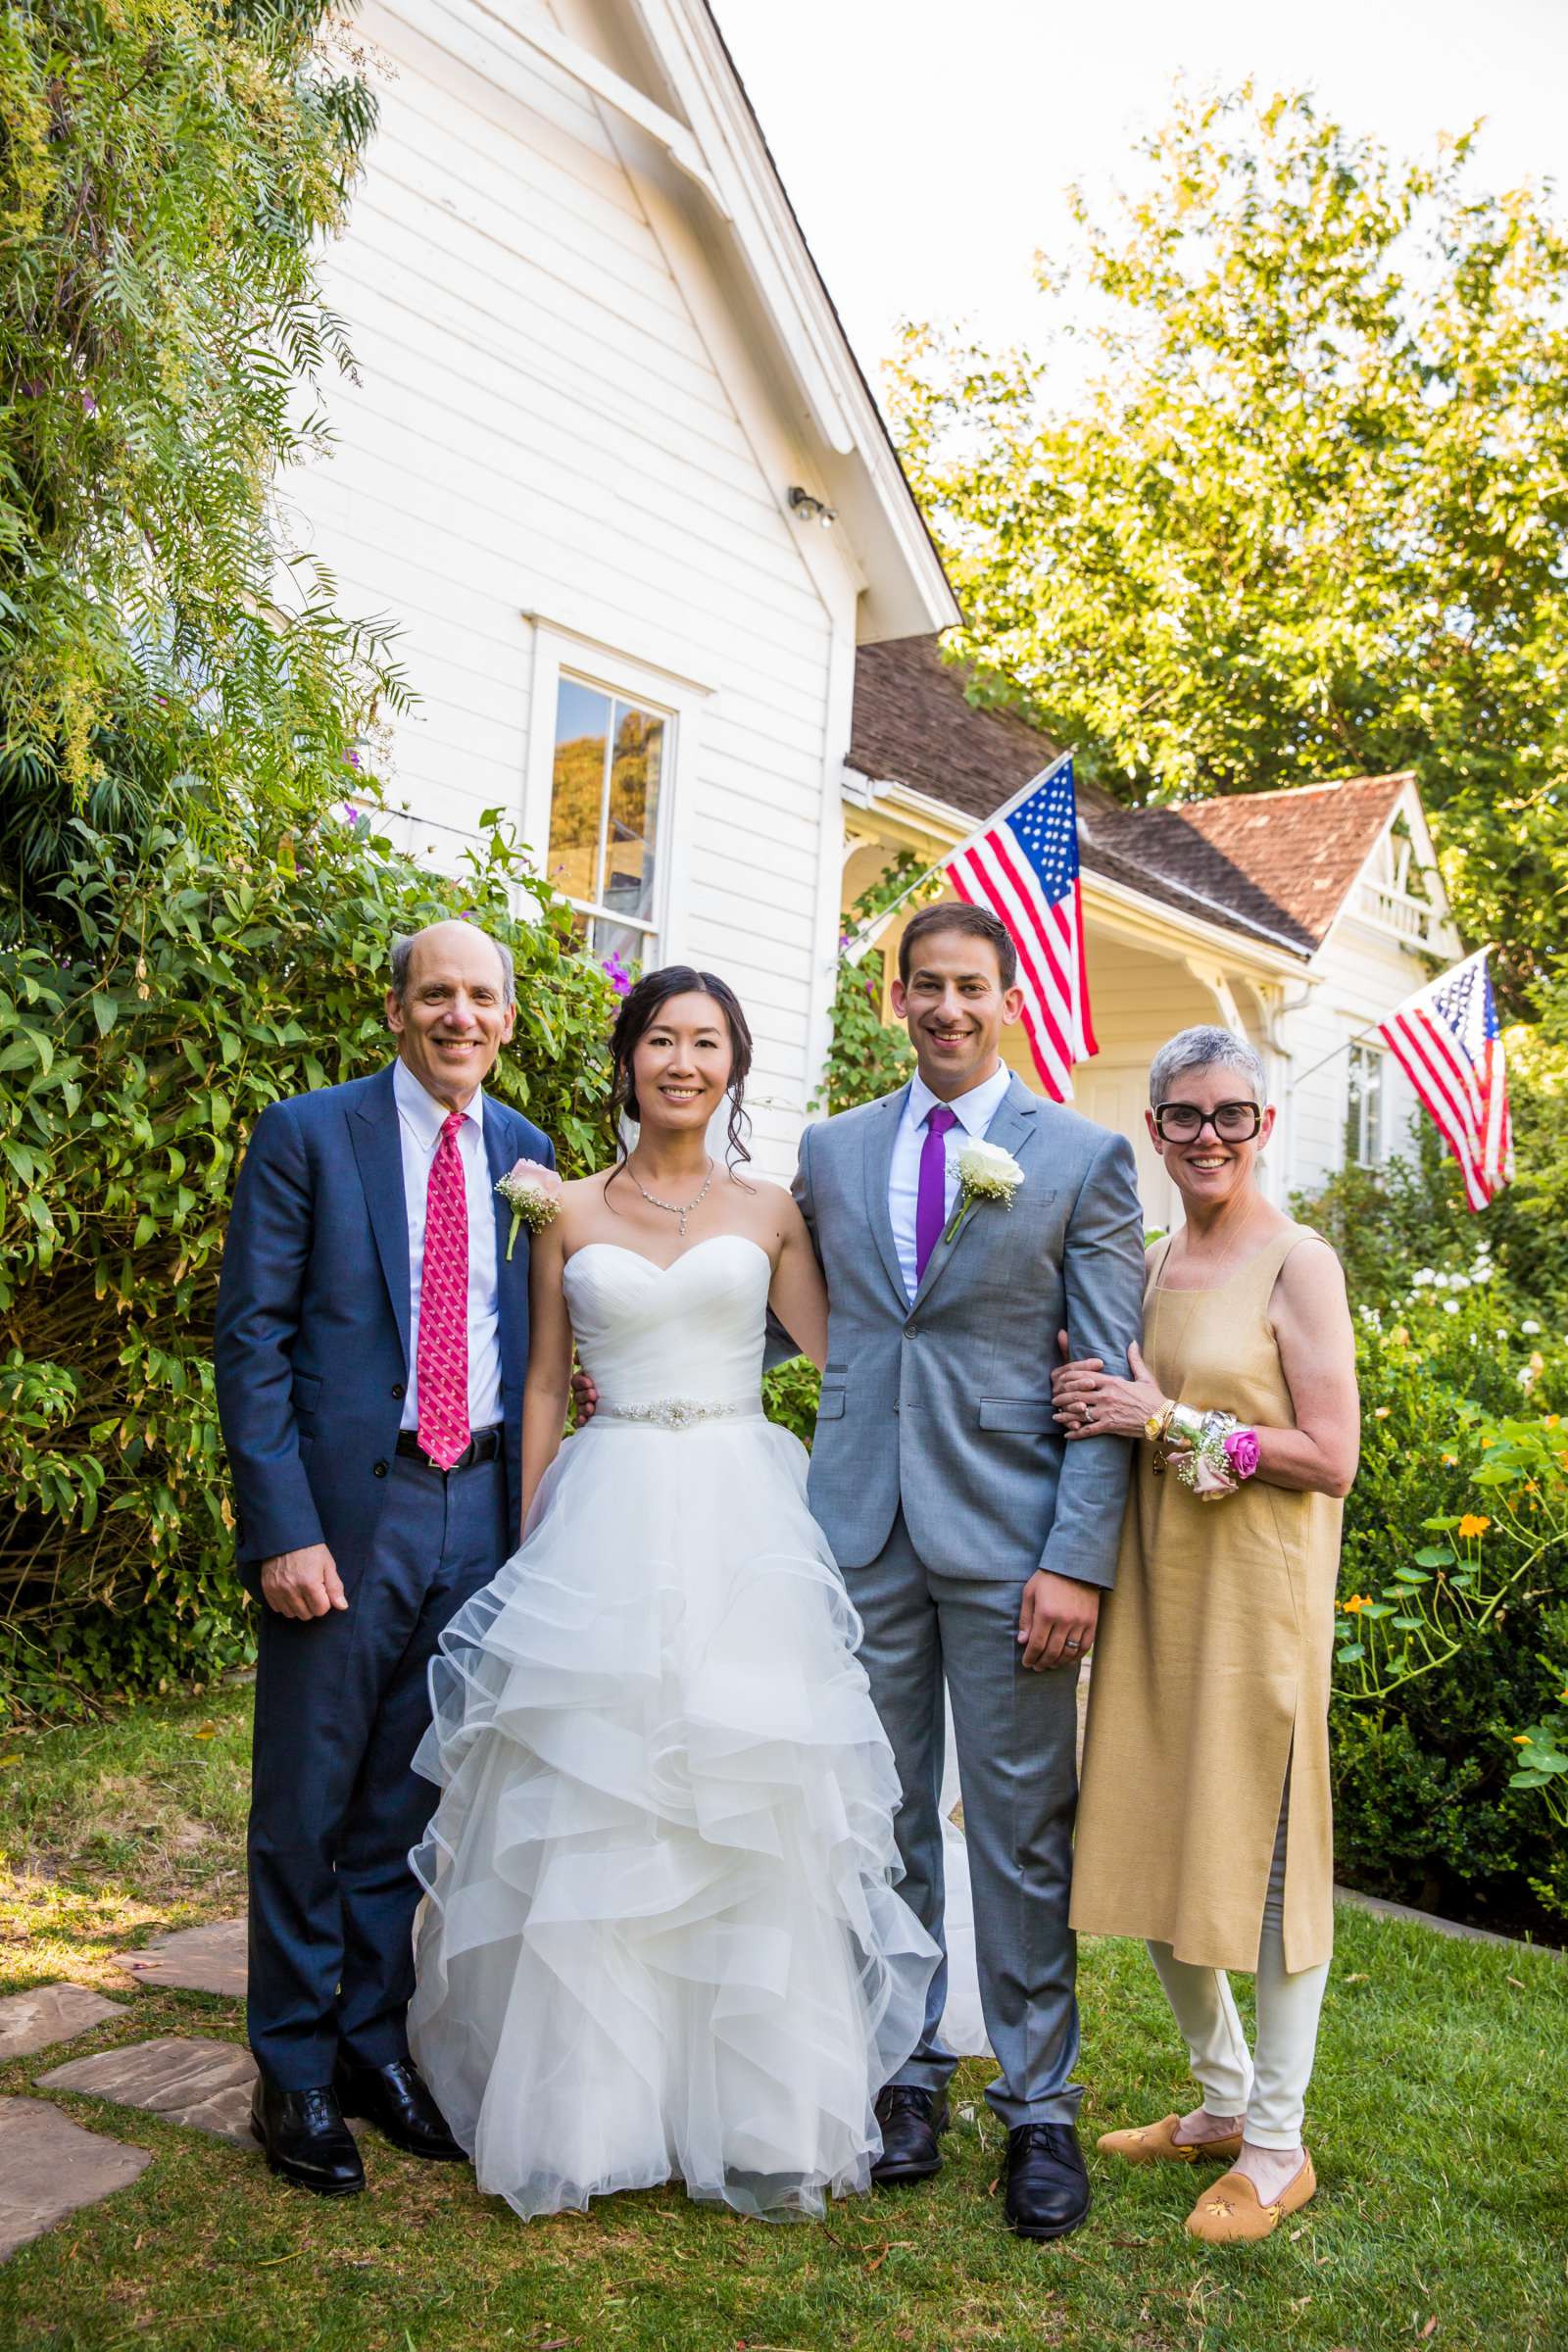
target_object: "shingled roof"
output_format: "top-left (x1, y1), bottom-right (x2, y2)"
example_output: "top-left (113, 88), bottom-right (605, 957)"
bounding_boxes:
top-left (849, 635), bottom-right (1408, 959)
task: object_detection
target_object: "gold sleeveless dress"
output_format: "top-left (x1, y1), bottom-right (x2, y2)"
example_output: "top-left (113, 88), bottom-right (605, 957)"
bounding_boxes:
top-left (1069, 1222), bottom-right (1343, 1974)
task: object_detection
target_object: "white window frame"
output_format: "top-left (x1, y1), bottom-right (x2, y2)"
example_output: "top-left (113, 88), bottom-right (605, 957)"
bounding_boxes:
top-left (520, 618), bottom-right (710, 965)
top-left (1344, 1038), bottom-right (1386, 1169)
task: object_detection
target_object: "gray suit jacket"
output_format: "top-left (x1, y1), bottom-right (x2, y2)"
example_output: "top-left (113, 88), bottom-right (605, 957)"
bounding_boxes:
top-left (792, 1075), bottom-right (1145, 1588)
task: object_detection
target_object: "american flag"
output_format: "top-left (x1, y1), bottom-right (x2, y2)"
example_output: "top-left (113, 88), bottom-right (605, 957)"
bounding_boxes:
top-left (1377, 948), bottom-right (1513, 1212)
top-left (946, 753), bottom-right (1098, 1100)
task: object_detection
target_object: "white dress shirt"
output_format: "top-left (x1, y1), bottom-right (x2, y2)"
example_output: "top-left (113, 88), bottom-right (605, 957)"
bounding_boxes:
top-left (888, 1060), bottom-right (1014, 1302)
top-left (393, 1056), bottom-right (503, 1434)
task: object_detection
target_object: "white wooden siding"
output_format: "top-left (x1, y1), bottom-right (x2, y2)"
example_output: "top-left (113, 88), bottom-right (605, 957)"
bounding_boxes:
top-left (289, 0), bottom-right (846, 1174)
top-left (1280, 916), bottom-right (1426, 1199)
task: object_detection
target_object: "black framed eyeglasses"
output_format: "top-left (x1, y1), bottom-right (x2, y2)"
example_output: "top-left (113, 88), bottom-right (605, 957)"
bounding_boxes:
top-left (1153, 1100), bottom-right (1263, 1143)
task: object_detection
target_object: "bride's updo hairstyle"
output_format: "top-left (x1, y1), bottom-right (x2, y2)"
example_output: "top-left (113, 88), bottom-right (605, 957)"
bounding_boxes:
top-left (607, 965), bottom-right (755, 1182)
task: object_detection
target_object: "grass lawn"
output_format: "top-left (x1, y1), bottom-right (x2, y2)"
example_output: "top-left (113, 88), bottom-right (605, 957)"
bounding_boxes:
top-left (1, 1685), bottom-right (1565, 2352)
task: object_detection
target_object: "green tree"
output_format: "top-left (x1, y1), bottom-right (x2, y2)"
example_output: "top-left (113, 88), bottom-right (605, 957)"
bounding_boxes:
top-left (887, 85), bottom-right (1568, 1008)
top-left (0, 0), bottom-right (403, 916)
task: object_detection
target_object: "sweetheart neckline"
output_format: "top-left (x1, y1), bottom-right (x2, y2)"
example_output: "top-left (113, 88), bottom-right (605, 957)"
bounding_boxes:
top-left (564, 1235), bottom-right (773, 1280)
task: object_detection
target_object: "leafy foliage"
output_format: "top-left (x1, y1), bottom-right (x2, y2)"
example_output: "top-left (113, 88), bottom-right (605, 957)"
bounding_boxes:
top-left (1325, 1259), bottom-right (1568, 1927)
top-left (814, 852), bottom-right (938, 1115)
top-left (0, 808), bottom-right (616, 1717)
top-left (0, 0), bottom-right (403, 914)
top-left (887, 85), bottom-right (1568, 1007)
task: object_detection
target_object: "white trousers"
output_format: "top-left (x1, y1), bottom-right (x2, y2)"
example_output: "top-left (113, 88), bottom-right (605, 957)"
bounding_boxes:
top-left (1144, 1788), bottom-right (1329, 2150)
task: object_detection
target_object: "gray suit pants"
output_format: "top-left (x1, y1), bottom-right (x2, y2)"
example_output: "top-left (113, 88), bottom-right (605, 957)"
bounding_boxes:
top-left (851, 1510), bottom-right (1083, 2128)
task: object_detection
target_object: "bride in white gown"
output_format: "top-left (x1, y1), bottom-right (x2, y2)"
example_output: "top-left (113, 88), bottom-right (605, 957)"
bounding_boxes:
top-left (408, 968), bottom-right (939, 2222)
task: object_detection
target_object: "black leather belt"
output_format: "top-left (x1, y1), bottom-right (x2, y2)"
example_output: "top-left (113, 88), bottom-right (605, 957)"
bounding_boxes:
top-left (394, 1426), bottom-right (504, 1472)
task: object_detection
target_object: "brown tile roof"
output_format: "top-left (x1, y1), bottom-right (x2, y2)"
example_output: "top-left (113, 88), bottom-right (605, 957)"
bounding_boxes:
top-left (1142, 773), bottom-right (1409, 950)
top-left (849, 636), bottom-right (1408, 958)
top-left (849, 633), bottom-right (1078, 823)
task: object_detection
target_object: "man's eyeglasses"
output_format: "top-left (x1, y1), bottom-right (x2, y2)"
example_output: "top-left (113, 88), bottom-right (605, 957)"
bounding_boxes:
top-left (1152, 1101), bottom-right (1263, 1143)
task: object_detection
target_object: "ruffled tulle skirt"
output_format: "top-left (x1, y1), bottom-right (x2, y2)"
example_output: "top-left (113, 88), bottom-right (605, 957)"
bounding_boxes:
top-left (407, 1414), bottom-right (939, 2222)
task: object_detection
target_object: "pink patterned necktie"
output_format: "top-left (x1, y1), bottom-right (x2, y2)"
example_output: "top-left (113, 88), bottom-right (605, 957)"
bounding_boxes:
top-left (416, 1111), bottom-right (470, 1468)
top-left (913, 1104), bottom-right (958, 1284)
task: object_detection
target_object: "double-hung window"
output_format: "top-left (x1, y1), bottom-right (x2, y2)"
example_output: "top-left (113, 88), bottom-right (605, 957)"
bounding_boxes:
top-left (549, 675), bottom-right (665, 966)
top-left (523, 621), bottom-right (708, 975)
top-left (1344, 1041), bottom-right (1385, 1167)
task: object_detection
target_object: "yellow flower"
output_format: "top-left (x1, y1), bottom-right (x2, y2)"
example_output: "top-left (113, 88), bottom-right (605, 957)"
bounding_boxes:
top-left (1545, 1414), bottom-right (1560, 1430)
top-left (1342, 1593), bottom-right (1368, 1613)
top-left (1457, 1514), bottom-right (1491, 1540)
top-left (1513, 1735), bottom-right (1531, 1745)
top-left (1390, 1326), bottom-right (1409, 1346)
top-left (1442, 1452), bottom-right (1458, 1465)
top-left (1374, 1405), bottom-right (1391, 1420)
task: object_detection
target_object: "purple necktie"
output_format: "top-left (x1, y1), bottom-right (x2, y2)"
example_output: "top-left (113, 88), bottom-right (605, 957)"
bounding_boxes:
top-left (914, 1104), bottom-right (958, 1285)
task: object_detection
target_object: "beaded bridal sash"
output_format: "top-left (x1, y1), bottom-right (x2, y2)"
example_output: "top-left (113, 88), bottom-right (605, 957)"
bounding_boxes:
top-left (593, 1396), bottom-right (765, 1433)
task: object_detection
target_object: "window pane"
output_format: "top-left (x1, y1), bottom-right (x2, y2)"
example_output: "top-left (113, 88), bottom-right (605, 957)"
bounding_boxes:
top-left (1363, 1050), bottom-right (1383, 1163)
top-left (1345, 1047), bottom-right (1365, 1167)
top-left (551, 679), bottom-right (611, 906)
top-left (589, 912), bottom-right (649, 973)
top-left (602, 701), bottom-right (663, 923)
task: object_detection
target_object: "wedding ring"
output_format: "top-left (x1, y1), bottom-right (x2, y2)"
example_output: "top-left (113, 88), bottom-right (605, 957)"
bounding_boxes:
top-left (1082, 1403), bottom-right (1096, 1423)
top-left (1064, 1638), bottom-right (1082, 1650)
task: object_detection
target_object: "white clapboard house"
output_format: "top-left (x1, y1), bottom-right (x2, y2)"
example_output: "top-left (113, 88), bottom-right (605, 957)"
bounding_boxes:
top-left (288, 0), bottom-right (1464, 1211)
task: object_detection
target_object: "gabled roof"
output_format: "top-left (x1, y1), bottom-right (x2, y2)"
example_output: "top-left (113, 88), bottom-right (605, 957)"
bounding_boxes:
top-left (848, 635), bottom-right (1424, 960)
top-left (1101, 774), bottom-right (1409, 953)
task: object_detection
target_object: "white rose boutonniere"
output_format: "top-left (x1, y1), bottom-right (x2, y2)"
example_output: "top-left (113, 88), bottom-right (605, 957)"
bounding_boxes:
top-left (943, 1135), bottom-right (1026, 1246)
top-left (496, 1159), bottom-right (564, 1260)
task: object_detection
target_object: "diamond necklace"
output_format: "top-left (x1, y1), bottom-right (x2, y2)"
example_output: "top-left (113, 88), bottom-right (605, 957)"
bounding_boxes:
top-left (628, 1153), bottom-right (714, 1239)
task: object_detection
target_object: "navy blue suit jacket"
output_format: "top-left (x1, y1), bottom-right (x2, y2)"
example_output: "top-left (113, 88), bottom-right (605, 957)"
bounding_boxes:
top-left (214, 1062), bottom-right (553, 1587)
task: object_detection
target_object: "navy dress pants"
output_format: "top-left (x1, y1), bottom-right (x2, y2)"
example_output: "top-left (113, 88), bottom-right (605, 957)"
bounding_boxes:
top-left (246, 1452), bottom-right (509, 2089)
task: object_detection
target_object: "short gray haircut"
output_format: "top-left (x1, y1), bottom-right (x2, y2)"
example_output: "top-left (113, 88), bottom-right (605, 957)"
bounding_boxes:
top-left (1149, 1024), bottom-right (1266, 1106)
top-left (389, 923), bottom-right (515, 1006)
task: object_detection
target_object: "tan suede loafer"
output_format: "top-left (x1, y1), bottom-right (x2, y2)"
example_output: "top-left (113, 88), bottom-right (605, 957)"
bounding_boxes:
top-left (1097, 2113), bottom-right (1245, 2166)
top-left (1185, 2153), bottom-right (1317, 2244)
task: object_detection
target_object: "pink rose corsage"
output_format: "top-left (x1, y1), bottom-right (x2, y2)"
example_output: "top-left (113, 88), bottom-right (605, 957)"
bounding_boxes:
top-left (1223, 1426), bottom-right (1261, 1483)
top-left (495, 1158), bottom-right (564, 1259)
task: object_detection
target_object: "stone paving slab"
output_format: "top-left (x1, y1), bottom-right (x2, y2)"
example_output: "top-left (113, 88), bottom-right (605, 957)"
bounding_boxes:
top-left (113, 1917), bottom-right (248, 1998)
top-left (0, 1983), bottom-right (125, 2064)
top-left (38, 2035), bottom-right (258, 2145)
top-left (0, 2096), bottom-right (153, 2261)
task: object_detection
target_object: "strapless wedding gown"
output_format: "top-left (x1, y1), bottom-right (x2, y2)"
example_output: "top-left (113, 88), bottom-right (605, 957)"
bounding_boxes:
top-left (407, 1234), bottom-right (939, 2222)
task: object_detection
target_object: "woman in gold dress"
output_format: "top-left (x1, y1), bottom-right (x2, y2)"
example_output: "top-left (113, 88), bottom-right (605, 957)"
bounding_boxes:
top-left (1054, 1027), bottom-right (1359, 2245)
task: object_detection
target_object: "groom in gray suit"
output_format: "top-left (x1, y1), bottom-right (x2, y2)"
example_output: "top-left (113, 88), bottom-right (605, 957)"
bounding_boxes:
top-left (792, 902), bottom-right (1143, 2240)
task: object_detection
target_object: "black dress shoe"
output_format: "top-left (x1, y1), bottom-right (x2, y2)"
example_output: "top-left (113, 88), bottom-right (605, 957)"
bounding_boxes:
top-left (333, 2056), bottom-right (466, 2161)
top-left (251, 2076), bottom-right (365, 2196)
top-left (870, 2085), bottom-right (950, 2184)
top-left (1003, 2121), bottom-right (1091, 2240)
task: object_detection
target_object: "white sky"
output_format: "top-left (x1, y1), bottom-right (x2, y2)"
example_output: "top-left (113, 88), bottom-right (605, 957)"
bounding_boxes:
top-left (710, 0), bottom-right (1568, 380)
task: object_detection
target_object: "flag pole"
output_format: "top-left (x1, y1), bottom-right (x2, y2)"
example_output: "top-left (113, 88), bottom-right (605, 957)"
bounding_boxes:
top-left (1282, 946), bottom-right (1497, 1094)
top-left (842, 750), bottom-right (1076, 965)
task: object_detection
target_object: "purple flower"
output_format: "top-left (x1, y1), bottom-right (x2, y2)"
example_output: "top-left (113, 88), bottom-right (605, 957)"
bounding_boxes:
top-left (20, 379), bottom-right (45, 399)
top-left (1223, 1427), bottom-right (1261, 1481)
top-left (342, 802), bottom-right (360, 822)
top-left (80, 389), bottom-right (98, 416)
top-left (602, 952), bottom-right (632, 998)
top-left (344, 748), bottom-right (362, 769)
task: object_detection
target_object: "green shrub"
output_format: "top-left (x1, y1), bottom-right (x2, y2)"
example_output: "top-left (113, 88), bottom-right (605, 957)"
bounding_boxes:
top-left (0, 808), bottom-right (615, 1718)
top-left (1329, 1264), bottom-right (1568, 1930)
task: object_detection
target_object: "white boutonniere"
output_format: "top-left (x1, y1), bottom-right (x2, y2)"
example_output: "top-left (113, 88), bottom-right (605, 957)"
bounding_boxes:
top-left (943, 1136), bottom-right (1026, 1246)
top-left (495, 1158), bottom-right (564, 1260)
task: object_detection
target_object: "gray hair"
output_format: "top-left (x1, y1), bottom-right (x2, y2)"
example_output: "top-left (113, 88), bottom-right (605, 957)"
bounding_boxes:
top-left (389, 923), bottom-right (515, 1006)
top-left (1149, 1024), bottom-right (1266, 1106)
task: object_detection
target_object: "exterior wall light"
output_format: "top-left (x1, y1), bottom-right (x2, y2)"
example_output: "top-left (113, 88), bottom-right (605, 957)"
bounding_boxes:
top-left (788, 485), bottom-right (838, 528)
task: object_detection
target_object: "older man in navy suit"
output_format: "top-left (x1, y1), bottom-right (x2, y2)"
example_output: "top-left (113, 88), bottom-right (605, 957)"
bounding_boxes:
top-left (215, 918), bottom-right (554, 2195)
